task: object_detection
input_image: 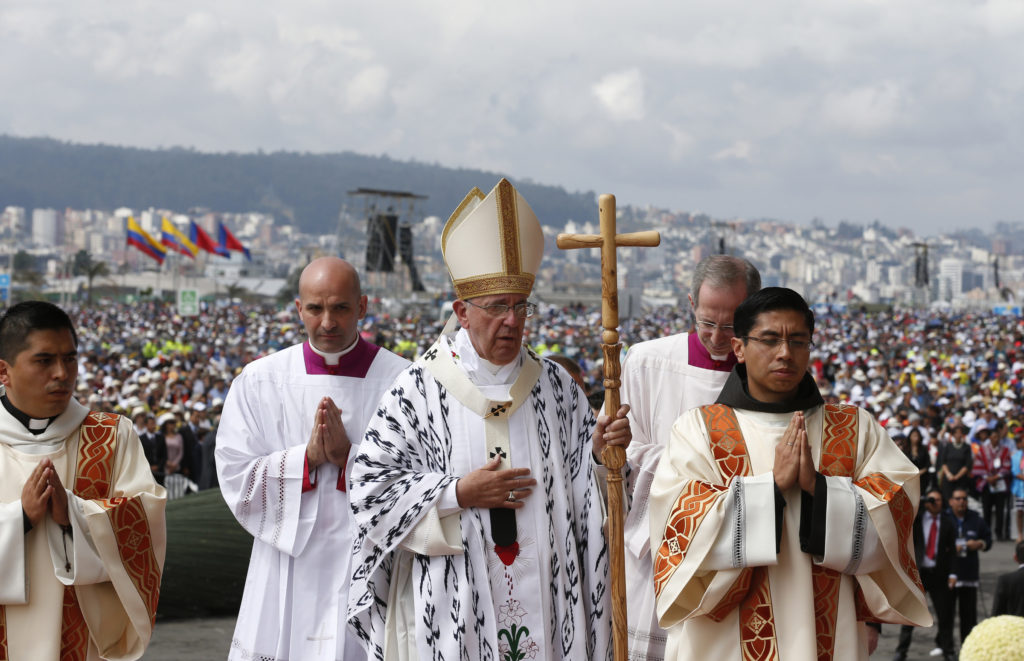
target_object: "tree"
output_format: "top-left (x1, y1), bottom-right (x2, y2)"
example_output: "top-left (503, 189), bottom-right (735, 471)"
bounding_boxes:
top-left (71, 249), bottom-right (92, 276)
top-left (276, 265), bottom-right (305, 306)
top-left (85, 260), bottom-right (110, 306)
top-left (71, 249), bottom-right (110, 306)
top-left (225, 282), bottom-right (251, 304)
top-left (12, 250), bottom-right (36, 277)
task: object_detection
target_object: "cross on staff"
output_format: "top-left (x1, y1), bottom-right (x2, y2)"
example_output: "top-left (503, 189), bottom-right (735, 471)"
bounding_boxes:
top-left (557, 193), bottom-right (660, 661)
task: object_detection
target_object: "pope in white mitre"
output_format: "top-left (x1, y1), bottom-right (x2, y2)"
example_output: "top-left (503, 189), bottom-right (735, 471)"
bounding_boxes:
top-left (347, 178), bottom-right (630, 661)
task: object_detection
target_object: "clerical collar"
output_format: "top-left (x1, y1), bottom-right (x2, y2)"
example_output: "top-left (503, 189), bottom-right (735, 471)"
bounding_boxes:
top-left (688, 332), bottom-right (737, 372)
top-left (302, 337), bottom-right (380, 378)
top-left (1, 394), bottom-right (57, 435)
top-left (309, 335), bottom-right (359, 365)
top-left (715, 364), bottom-right (824, 413)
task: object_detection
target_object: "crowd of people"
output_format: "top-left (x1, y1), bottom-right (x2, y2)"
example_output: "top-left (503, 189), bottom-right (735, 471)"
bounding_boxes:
top-left (63, 300), bottom-right (1024, 509)
top-left (7, 182), bottom-right (1024, 661)
top-left (54, 296), bottom-right (1024, 648)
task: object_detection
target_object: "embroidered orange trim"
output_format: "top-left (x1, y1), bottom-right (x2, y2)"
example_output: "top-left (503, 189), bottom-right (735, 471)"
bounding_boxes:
top-left (707, 570), bottom-right (753, 623)
top-left (811, 564), bottom-right (844, 658)
top-left (812, 403), bottom-right (859, 659)
top-left (60, 583), bottom-right (89, 661)
top-left (60, 412), bottom-right (119, 659)
top-left (854, 584), bottom-right (881, 623)
top-left (653, 480), bottom-right (723, 595)
top-left (855, 473), bottom-right (924, 596)
top-left (74, 411), bottom-right (119, 500)
top-left (105, 497), bottom-right (161, 624)
top-left (702, 404), bottom-right (751, 478)
top-left (820, 404), bottom-right (858, 477)
top-left (704, 405), bottom-right (779, 659)
top-left (739, 567), bottom-right (778, 660)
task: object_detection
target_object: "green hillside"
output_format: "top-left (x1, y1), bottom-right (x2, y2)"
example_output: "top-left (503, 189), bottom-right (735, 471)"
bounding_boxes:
top-left (0, 135), bottom-right (598, 233)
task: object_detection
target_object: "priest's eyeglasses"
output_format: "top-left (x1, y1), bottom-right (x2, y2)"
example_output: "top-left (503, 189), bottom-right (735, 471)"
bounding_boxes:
top-left (694, 319), bottom-right (735, 335)
top-left (742, 336), bottom-right (814, 351)
top-left (464, 300), bottom-right (537, 318)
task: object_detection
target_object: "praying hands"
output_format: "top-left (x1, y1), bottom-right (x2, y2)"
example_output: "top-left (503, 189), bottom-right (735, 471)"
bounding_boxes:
top-left (21, 458), bottom-right (70, 528)
top-left (773, 411), bottom-right (816, 494)
top-left (305, 397), bottom-right (351, 470)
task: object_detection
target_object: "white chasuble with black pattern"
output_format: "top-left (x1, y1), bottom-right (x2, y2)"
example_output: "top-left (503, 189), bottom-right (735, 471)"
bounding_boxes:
top-left (348, 330), bottom-right (611, 661)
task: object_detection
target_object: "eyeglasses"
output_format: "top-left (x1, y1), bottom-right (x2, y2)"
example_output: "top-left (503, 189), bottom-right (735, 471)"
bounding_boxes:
top-left (741, 336), bottom-right (814, 351)
top-left (464, 300), bottom-right (537, 319)
top-left (692, 307), bottom-right (735, 335)
top-left (694, 319), bottom-right (736, 335)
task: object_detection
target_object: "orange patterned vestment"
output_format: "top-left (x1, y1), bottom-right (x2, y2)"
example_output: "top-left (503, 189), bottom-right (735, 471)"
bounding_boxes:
top-left (813, 404), bottom-right (859, 661)
top-left (651, 402), bottom-right (930, 660)
top-left (655, 404), bottom-right (780, 659)
top-left (0, 404), bottom-right (165, 661)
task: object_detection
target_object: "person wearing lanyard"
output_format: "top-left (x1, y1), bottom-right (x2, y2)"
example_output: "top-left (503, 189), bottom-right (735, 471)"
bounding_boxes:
top-left (948, 487), bottom-right (993, 648)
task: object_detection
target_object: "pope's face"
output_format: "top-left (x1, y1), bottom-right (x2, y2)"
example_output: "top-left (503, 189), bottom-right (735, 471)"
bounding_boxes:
top-left (690, 281), bottom-right (749, 357)
top-left (732, 309), bottom-right (812, 404)
top-left (0, 328), bottom-right (78, 419)
top-left (454, 294), bottom-right (529, 365)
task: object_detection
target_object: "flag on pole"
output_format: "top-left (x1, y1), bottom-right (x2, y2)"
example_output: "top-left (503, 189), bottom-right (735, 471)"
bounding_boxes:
top-left (161, 217), bottom-right (198, 258)
top-left (189, 220), bottom-right (229, 257)
top-left (126, 217), bottom-right (167, 264)
top-left (218, 222), bottom-right (251, 261)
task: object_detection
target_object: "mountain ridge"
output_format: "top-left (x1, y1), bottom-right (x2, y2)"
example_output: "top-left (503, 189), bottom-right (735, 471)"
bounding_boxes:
top-left (0, 134), bottom-right (599, 233)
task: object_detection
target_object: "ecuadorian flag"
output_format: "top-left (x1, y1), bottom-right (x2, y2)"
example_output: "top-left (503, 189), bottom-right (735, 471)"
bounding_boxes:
top-left (126, 217), bottom-right (167, 264)
top-left (161, 217), bottom-right (198, 258)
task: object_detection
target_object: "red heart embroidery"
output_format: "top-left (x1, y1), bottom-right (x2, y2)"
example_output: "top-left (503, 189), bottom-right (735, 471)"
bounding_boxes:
top-left (494, 542), bottom-right (520, 566)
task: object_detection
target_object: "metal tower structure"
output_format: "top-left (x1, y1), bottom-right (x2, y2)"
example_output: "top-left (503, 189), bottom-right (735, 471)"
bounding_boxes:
top-left (343, 188), bottom-right (428, 294)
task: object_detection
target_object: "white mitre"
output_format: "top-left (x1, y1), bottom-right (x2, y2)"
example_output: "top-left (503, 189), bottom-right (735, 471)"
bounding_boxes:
top-left (441, 178), bottom-right (544, 300)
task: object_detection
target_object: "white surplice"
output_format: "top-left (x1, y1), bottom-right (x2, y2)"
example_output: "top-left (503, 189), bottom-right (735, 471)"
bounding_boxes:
top-left (348, 330), bottom-right (610, 661)
top-left (650, 401), bottom-right (932, 661)
top-left (216, 340), bottom-right (408, 661)
top-left (0, 399), bottom-right (166, 661)
top-left (618, 332), bottom-right (735, 660)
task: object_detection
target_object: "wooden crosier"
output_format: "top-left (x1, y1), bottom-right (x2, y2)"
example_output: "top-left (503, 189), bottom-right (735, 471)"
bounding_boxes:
top-left (556, 193), bottom-right (660, 661)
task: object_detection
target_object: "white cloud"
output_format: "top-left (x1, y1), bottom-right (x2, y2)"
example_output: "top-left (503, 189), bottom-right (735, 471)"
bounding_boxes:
top-left (713, 140), bottom-right (753, 162)
top-left (821, 82), bottom-right (904, 135)
top-left (344, 65), bottom-right (391, 113)
top-left (661, 124), bottom-right (695, 161)
top-left (592, 69), bottom-right (645, 122)
top-left (0, 0), bottom-right (1022, 233)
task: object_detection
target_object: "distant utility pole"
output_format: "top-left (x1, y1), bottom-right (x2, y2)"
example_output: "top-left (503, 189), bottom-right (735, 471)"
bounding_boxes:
top-left (711, 221), bottom-right (735, 255)
top-left (912, 242), bottom-right (929, 287)
top-left (912, 242), bottom-right (930, 308)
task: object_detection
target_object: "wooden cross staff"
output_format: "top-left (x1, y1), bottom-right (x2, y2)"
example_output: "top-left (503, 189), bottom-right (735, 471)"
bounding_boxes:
top-left (557, 193), bottom-right (660, 661)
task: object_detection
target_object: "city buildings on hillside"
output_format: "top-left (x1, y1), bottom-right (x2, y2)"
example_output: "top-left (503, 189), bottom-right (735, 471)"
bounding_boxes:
top-left (1, 202), bottom-right (1020, 311)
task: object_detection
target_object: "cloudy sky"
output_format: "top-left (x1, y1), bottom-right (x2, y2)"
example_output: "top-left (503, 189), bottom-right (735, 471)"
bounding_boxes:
top-left (2, 1), bottom-right (1022, 235)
